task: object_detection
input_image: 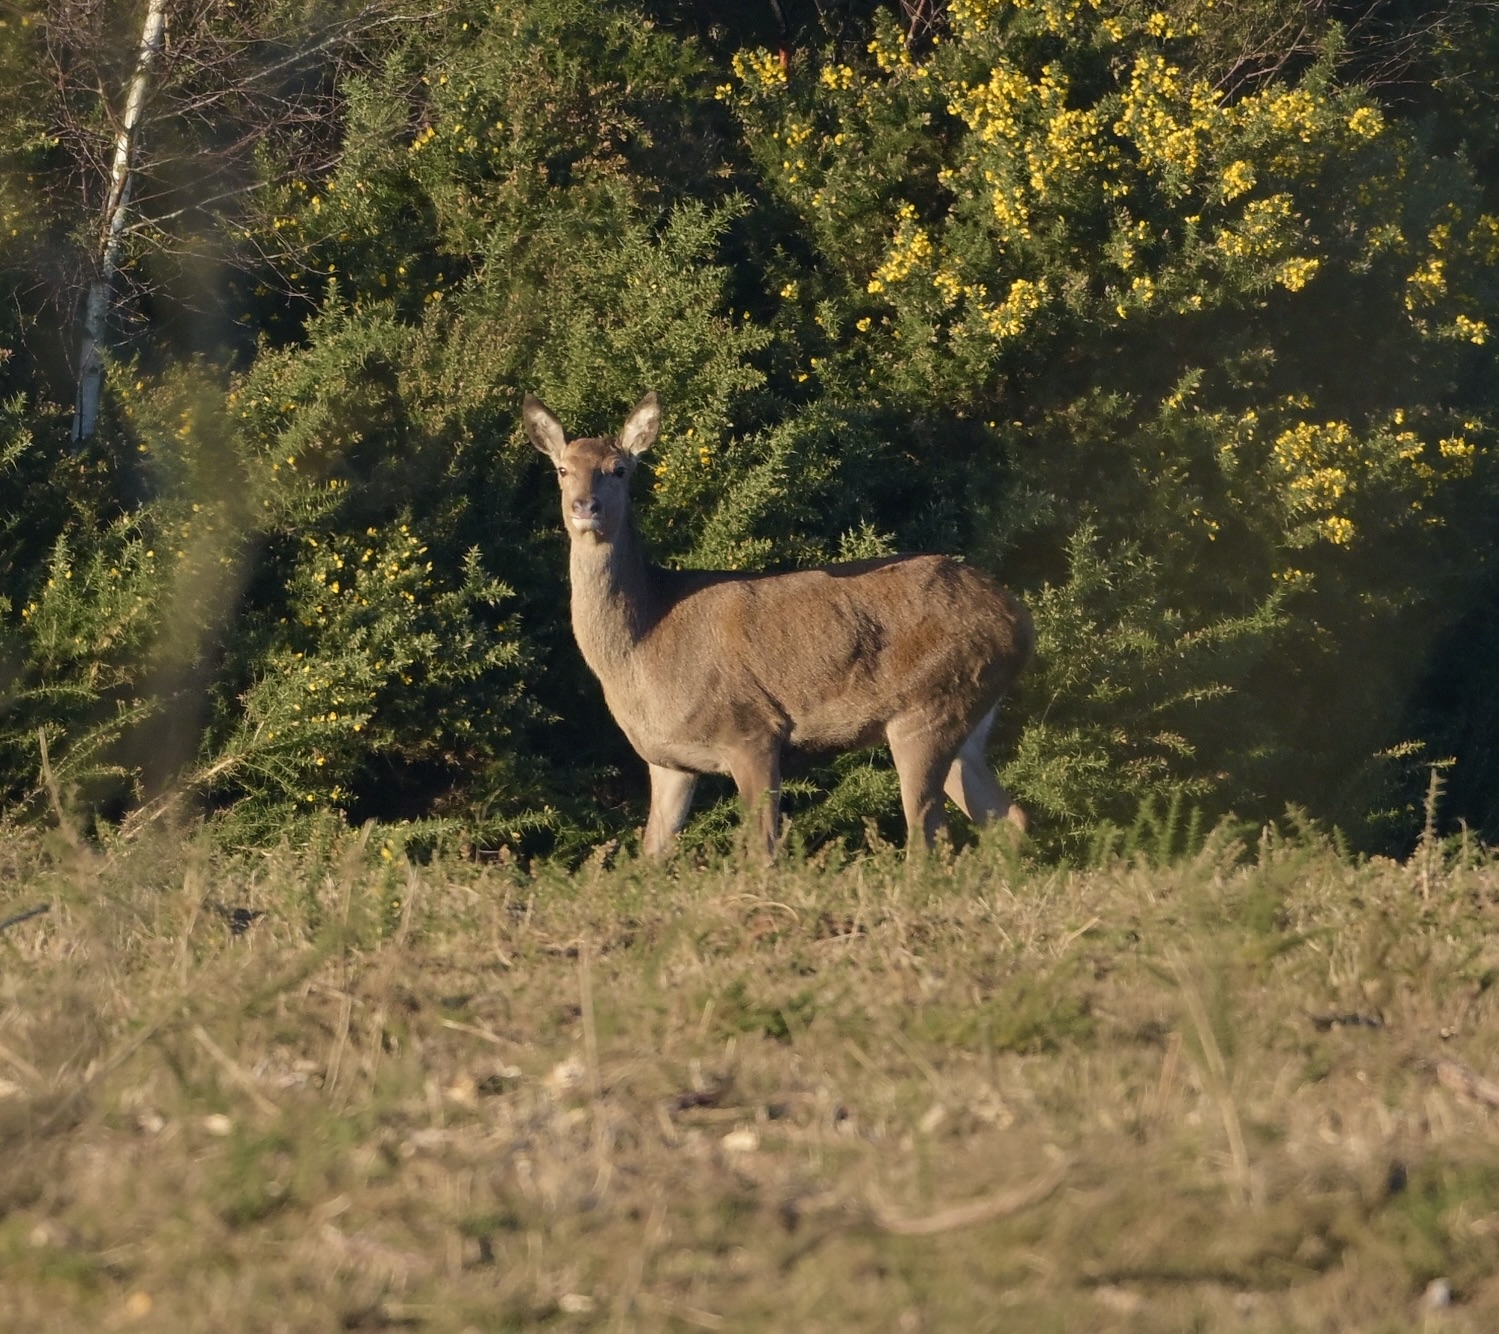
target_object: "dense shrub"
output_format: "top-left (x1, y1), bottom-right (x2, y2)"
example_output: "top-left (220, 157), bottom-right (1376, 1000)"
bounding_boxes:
top-left (1, 0), bottom-right (1497, 853)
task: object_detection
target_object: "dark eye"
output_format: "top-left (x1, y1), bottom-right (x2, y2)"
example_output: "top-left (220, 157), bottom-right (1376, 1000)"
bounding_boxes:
top-left (611, 464), bottom-right (626, 478)
top-left (556, 466), bottom-right (568, 477)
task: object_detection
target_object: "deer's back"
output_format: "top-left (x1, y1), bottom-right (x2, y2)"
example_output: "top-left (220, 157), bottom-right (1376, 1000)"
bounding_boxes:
top-left (615, 555), bottom-right (1031, 761)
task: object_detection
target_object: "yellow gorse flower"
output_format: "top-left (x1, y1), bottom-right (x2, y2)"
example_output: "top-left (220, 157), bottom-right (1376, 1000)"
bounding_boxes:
top-left (868, 203), bottom-right (935, 291)
top-left (980, 277), bottom-right (1047, 338)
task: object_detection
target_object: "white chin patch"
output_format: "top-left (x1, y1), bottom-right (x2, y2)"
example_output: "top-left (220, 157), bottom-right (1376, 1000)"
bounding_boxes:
top-left (571, 517), bottom-right (604, 534)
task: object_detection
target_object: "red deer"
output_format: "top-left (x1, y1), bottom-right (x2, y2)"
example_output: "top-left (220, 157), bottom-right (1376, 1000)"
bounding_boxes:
top-left (524, 392), bottom-right (1033, 856)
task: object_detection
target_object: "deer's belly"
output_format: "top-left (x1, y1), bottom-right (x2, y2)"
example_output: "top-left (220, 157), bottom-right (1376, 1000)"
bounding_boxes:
top-left (606, 702), bottom-right (735, 775)
top-left (786, 712), bottom-right (888, 753)
top-left (643, 741), bottom-right (732, 774)
top-left (619, 708), bottom-right (889, 775)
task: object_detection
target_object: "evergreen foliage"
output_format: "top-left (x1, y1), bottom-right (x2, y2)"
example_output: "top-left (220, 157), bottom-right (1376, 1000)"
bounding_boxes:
top-left (1, 0), bottom-right (1497, 853)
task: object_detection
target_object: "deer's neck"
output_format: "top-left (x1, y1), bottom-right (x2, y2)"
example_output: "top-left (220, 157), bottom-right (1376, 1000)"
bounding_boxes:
top-left (567, 515), bottom-right (656, 676)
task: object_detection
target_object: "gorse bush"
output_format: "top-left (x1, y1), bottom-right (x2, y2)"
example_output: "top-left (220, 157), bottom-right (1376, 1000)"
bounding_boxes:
top-left (0, 0), bottom-right (1496, 853)
top-left (719, 0), bottom-right (1499, 844)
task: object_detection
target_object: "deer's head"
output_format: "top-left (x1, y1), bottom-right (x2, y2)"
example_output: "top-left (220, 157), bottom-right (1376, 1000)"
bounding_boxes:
top-left (524, 393), bottom-right (660, 544)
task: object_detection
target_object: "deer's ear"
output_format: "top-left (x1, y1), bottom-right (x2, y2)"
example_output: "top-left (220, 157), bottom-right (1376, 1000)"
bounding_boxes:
top-left (617, 392), bottom-right (661, 458)
top-left (523, 394), bottom-right (567, 462)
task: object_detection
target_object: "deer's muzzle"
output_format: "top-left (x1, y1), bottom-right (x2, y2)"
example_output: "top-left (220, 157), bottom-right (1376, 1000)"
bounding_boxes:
top-left (570, 497), bottom-right (603, 534)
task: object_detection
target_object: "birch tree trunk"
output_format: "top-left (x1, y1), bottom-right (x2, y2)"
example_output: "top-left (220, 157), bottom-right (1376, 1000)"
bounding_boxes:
top-left (71, 0), bottom-right (168, 445)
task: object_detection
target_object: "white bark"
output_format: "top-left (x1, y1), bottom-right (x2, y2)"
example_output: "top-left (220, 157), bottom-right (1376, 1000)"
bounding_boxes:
top-left (72, 0), bottom-right (168, 444)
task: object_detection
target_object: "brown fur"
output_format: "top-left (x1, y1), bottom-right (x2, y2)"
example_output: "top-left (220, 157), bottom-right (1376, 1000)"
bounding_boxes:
top-left (524, 392), bottom-right (1034, 856)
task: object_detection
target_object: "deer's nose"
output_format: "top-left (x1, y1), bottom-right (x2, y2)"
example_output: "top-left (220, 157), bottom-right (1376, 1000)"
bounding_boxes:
top-left (571, 496), bottom-right (600, 518)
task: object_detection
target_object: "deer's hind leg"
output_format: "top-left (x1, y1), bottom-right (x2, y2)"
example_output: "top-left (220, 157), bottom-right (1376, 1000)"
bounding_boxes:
top-left (643, 764), bottom-right (698, 856)
top-left (943, 706), bottom-right (1028, 834)
top-left (726, 744), bottom-right (782, 860)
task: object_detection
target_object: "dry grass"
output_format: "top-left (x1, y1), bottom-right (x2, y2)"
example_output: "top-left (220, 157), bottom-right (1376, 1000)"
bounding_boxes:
top-left (1, 819), bottom-right (1498, 1332)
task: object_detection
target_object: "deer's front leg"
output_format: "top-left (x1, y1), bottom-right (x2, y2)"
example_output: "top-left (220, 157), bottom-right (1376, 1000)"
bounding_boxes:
top-left (643, 764), bottom-right (697, 856)
top-left (887, 719), bottom-right (953, 855)
top-left (727, 745), bottom-right (782, 859)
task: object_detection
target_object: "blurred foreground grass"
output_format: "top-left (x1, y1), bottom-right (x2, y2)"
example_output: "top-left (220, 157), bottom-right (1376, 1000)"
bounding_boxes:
top-left (1, 819), bottom-right (1498, 1332)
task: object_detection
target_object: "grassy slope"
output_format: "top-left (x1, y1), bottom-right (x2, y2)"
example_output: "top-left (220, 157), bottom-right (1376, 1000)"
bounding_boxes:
top-left (1, 821), bottom-right (1497, 1332)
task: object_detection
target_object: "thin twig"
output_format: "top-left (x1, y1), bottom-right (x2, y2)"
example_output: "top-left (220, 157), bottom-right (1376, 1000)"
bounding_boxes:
top-left (324, 869), bottom-right (357, 1100)
top-left (869, 1161), bottom-right (1069, 1235)
top-left (579, 938), bottom-right (613, 1199)
top-left (437, 1017), bottom-right (513, 1047)
top-left (1435, 1058), bottom-right (1499, 1110)
top-left (0, 1037), bottom-right (46, 1089)
top-left (0, 903), bottom-right (51, 933)
top-left (1170, 952), bottom-right (1257, 1206)
top-left (36, 729), bottom-right (81, 847)
top-left (1058, 914), bottom-right (1102, 954)
top-left (191, 1023), bottom-right (279, 1117)
top-left (40, 1018), bottom-right (165, 1135)
top-left (1146, 1028), bottom-right (1183, 1128)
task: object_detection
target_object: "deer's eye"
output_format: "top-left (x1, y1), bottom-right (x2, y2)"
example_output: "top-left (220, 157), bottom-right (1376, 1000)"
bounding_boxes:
top-left (611, 464), bottom-right (626, 478)
top-left (556, 466), bottom-right (568, 478)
